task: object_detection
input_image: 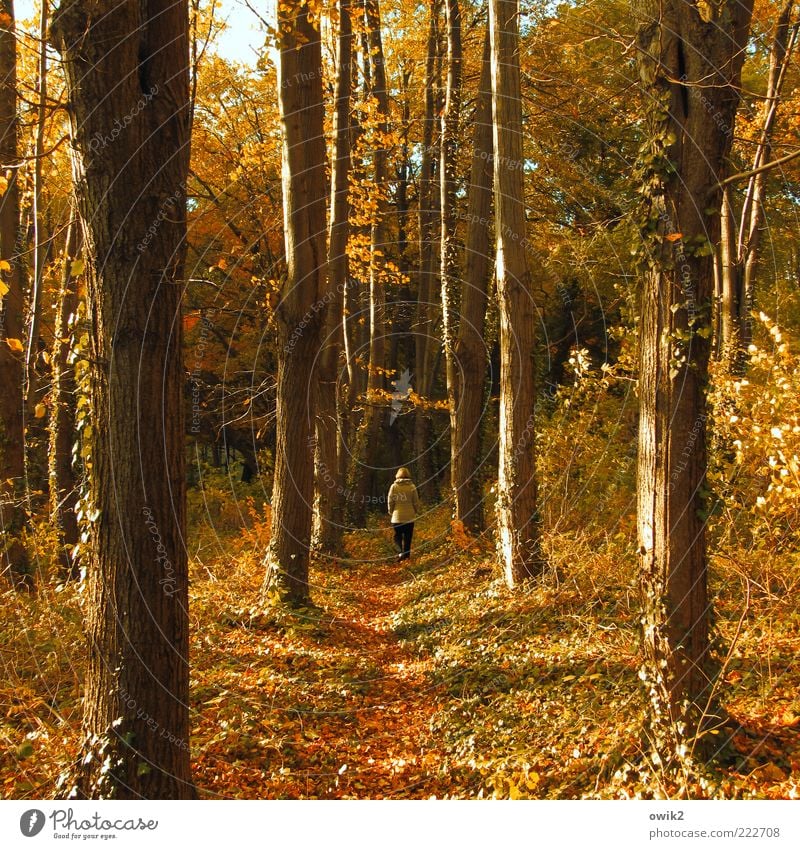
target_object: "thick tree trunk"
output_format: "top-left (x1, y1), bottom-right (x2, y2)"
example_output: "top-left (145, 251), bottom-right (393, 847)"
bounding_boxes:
top-left (263, 0), bottom-right (328, 603)
top-left (633, 0), bottom-right (753, 762)
top-left (51, 0), bottom-right (194, 798)
top-left (440, 0), bottom-right (462, 504)
top-left (0, 0), bottom-right (31, 589)
top-left (313, 0), bottom-right (352, 557)
top-left (489, 0), bottom-right (544, 587)
top-left (453, 25), bottom-right (492, 533)
top-left (413, 0), bottom-right (441, 500)
top-left (49, 214), bottom-right (82, 580)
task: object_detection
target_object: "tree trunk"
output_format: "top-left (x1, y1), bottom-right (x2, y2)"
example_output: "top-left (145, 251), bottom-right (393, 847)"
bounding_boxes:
top-left (440, 0), bottom-right (462, 505)
top-left (633, 0), bottom-right (753, 762)
top-left (313, 0), bottom-right (352, 556)
top-left (51, 0), bottom-right (194, 798)
top-left (738, 0), bottom-right (796, 350)
top-left (49, 213), bottom-right (82, 580)
top-left (25, 0), bottom-right (50, 412)
top-left (0, 0), bottom-right (31, 590)
top-left (412, 0), bottom-right (441, 500)
top-left (453, 25), bottom-right (492, 533)
top-left (341, 45), bottom-right (369, 507)
top-left (396, 67), bottom-right (411, 272)
top-left (719, 0), bottom-right (796, 368)
top-left (349, 0), bottom-right (390, 526)
top-left (263, 0), bottom-right (328, 603)
top-left (489, 0), bottom-right (544, 587)
top-left (719, 183), bottom-right (741, 360)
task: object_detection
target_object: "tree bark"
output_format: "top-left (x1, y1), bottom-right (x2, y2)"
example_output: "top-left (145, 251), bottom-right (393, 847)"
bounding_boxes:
top-left (396, 67), bottom-right (411, 272)
top-left (49, 213), bottom-right (82, 580)
top-left (633, 0), bottom-right (753, 762)
top-left (25, 0), bottom-right (50, 411)
top-left (349, 0), bottom-right (390, 526)
top-left (313, 0), bottom-right (352, 556)
top-left (738, 0), bottom-right (796, 350)
top-left (489, 0), bottom-right (544, 587)
top-left (440, 0), bottom-right (462, 505)
top-left (412, 0), bottom-right (441, 500)
top-left (51, 0), bottom-right (194, 797)
top-left (453, 24), bottom-right (492, 533)
top-left (719, 0), bottom-right (796, 367)
top-left (263, 0), bottom-right (328, 603)
top-left (719, 183), bottom-right (741, 360)
top-left (341, 35), bottom-right (369, 509)
top-left (0, 0), bottom-right (31, 589)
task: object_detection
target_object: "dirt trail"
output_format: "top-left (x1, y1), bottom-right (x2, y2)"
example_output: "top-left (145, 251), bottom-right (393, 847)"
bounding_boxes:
top-left (314, 555), bottom-right (441, 797)
top-left (193, 541), bottom-right (445, 798)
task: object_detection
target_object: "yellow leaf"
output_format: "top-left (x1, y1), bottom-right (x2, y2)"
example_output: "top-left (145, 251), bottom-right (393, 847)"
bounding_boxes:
top-left (34, 403), bottom-right (46, 419)
top-left (70, 259), bottom-right (85, 277)
top-left (758, 763), bottom-right (788, 783)
top-left (0, 280), bottom-right (8, 298)
top-left (0, 259), bottom-right (11, 272)
top-left (5, 338), bottom-right (23, 353)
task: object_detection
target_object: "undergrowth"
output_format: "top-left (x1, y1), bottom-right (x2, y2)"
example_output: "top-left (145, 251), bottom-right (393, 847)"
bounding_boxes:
top-left (2, 495), bottom-right (798, 799)
top-left (4, 323), bottom-right (800, 799)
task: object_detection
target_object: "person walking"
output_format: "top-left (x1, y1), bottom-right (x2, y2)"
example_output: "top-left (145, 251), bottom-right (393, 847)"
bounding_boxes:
top-left (387, 467), bottom-right (420, 562)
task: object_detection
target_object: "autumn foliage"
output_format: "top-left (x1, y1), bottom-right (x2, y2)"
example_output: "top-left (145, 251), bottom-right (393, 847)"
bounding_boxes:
top-left (2, 0), bottom-right (800, 803)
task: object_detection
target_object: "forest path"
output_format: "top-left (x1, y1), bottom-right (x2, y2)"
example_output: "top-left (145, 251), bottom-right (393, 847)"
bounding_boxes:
top-left (192, 524), bottom-right (447, 798)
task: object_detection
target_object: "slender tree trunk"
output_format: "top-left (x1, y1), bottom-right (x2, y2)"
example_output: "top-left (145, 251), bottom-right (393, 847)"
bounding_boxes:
top-left (25, 0), bottom-right (49, 411)
top-left (341, 45), bottom-right (369, 501)
top-left (719, 0), bottom-right (796, 368)
top-left (739, 1), bottom-right (796, 350)
top-left (396, 67), bottom-right (411, 271)
top-left (489, 0), bottom-right (543, 587)
top-left (719, 184), bottom-right (741, 360)
top-left (0, 0), bottom-right (31, 589)
top-left (453, 26), bottom-right (492, 533)
top-left (49, 213), bottom-right (81, 580)
top-left (413, 0), bottom-right (440, 498)
top-left (392, 67), bottom-right (413, 368)
top-left (51, 0), bottom-right (194, 797)
top-left (263, 0), bottom-right (328, 602)
top-left (633, 0), bottom-right (753, 762)
top-left (313, 0), bottom-right (352, 556)
top-left (350, 0), bottom-right (390, 525)
top-left (440, 0), bottom-right (462, 505)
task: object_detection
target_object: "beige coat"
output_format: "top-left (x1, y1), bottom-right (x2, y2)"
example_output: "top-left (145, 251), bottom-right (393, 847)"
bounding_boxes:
top-left (388, 478), bottom-right (420, 524)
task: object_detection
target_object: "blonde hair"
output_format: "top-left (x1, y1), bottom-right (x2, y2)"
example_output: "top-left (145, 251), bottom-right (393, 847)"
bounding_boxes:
top-left (396, 467), bottom-right (411, 480)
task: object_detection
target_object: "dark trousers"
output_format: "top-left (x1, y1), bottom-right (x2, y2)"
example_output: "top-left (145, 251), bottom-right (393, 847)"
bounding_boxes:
top-left (392, 522), bottom-right (414, 560)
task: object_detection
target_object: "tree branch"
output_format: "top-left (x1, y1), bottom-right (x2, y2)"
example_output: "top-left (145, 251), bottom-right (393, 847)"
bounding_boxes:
top-left (718, 147), bottom-right (800, 190)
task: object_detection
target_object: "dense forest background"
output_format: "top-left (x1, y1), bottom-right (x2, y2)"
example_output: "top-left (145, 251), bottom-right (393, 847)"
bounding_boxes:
top-left (1, 0), bottom-right (800, 799)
